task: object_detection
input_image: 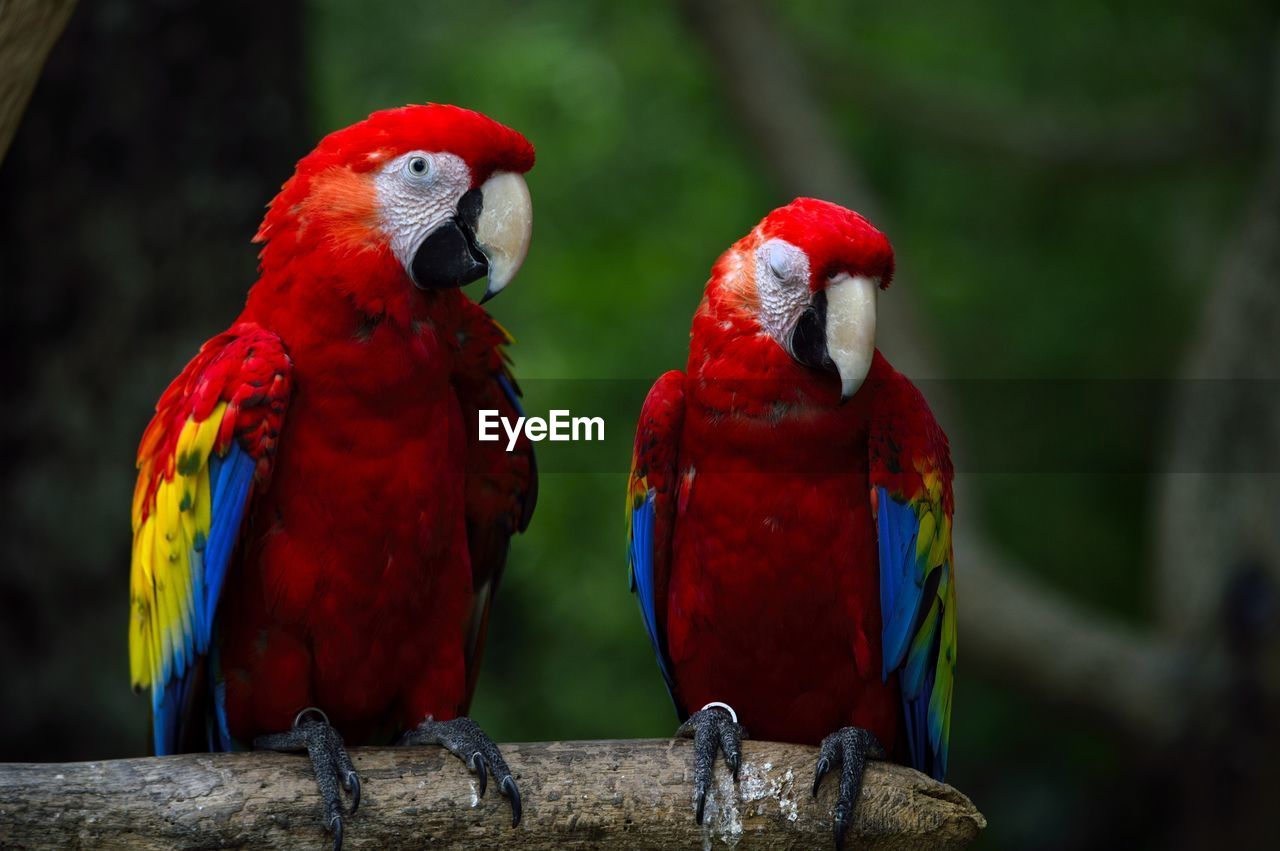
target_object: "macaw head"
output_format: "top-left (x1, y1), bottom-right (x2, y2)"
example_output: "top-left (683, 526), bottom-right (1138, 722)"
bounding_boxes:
top-left (256, 104), bottom-right (534, 303)
top-left (711, 197), bottom-right (894, 402)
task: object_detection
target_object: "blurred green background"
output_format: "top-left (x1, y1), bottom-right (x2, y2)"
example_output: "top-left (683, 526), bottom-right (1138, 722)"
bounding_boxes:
top-left (2, 1), bottom-right (1277, 848)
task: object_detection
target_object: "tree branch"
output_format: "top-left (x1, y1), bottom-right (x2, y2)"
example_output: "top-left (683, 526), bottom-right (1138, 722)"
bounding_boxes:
top-left (0, 740), bottom-right (985, 849)
top-left (1154, 25), bottom-right (1280, 676)
top-left (0, 0), bottom-right (77, 163)
top-left (679, 0), bottom-right (1204, 740)
top-left (958, 539), bottom-right (1196, 740)
top-left (815, 58), bottom-right (1262, 174)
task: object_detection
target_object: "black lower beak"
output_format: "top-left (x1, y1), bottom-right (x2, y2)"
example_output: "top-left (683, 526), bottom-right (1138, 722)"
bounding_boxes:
top-left (789, 291), bottom-right (852, 404)
top-left (789, 290), bottom-right (831, 371)
top-left (410, 188), bottom-right (488, 290)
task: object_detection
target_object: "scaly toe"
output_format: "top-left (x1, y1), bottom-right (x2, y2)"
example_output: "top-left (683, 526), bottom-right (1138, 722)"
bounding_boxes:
top-left (677, 703), bottom-right (747, 825)
top-left (399, 716), bottom-right (523, 828)
top-left (254, 709), bottom-right (359, 850)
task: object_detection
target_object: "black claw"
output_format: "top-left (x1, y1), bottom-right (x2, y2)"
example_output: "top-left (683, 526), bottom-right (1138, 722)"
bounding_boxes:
top-left (502, 775), bottom-right (522, 827)
top-left (330, 814), bottom-right (343, 851)
top-left (813, 756), bottom-right (831, 796)
top-left (813, 726), bottom-right (884, 851)
top-left (399, 716), bottom-right (522, 827)
top-left (472, 752), bottom-right (488, 797)
top-left (345, 770), bottom-right (361, 813)
top-left (694, 789), bottom-right (707, 825)
top-left (834, 801), bottom-right (854, 851)
top-left (332, 738), bottom-right (358, 814)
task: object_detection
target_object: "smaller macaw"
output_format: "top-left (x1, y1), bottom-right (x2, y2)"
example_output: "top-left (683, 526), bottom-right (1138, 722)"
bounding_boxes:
top-left (628, 198), bottom-right (956, 849)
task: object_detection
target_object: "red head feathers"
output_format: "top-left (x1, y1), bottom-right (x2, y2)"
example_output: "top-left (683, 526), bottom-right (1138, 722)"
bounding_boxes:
top-left (250, 104), bottom-right (535, 315)
top-left (696, 198), bottom-right (895, 404)
top-left (755, 198), bottom-right (894, 291)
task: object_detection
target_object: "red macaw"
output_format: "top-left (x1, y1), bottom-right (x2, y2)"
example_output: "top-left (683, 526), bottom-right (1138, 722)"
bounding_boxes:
top-left (627, 198), bottom-right (956, 849)
top-left (128, 105), bottom-right (537, 847)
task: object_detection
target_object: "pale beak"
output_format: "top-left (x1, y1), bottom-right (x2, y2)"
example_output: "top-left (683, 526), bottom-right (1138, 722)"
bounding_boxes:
top-left (824, 273), bottom-right (878, 402)
top-left (474, 171), bottom-right (533, 303)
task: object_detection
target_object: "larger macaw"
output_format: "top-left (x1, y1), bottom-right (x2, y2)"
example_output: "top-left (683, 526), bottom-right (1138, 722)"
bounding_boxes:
top-left (129, 105), bottom-right (538, 847)
top-left (627, 198), bottom-right (956, 849)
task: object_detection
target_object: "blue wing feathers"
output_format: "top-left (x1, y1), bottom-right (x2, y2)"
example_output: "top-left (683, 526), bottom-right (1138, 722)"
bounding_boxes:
top-left (207, 642), bottom-right (234, 752)
top-left (629, 490), bottom-right (676, 697)
top-left (877, 489), bottom-right (925, 675)
top-left (906, 677), bottom-right (926, 770)
top-left (154, 674), bottom-right (187, 755)
top-left (875, 486), bottom-right (948, 781)
top-left (202, 446), bottom-right (254, 627)
top-left (629, 496), bottom-right (657, 647)
top-left (901, 598), bottom-right (940, 698)
top-left (496, 372), bottom-right (521, 414)
top-left (152, 442), bottom-right (254, 755)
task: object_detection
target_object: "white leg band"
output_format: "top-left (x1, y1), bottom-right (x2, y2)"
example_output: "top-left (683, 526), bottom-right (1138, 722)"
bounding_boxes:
top-left (700, 701), bottom-right (739, 724)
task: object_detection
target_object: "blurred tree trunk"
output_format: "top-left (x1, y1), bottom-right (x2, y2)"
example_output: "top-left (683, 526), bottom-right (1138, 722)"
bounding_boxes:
top-left (0, 0), bottom-right (76, 162)
top-left (0, 0), bottom-right (307, 761)
top-left (1153, 29), bottom-right (1280, 849)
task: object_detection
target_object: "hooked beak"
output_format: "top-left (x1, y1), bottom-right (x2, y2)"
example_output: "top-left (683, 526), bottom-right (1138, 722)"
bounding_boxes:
top-left (410, 171), bottom-right (533, 302)
top-left (474, 171), bottom-right (533, 303)
top-left (787, 273), bottom-right (878, 403)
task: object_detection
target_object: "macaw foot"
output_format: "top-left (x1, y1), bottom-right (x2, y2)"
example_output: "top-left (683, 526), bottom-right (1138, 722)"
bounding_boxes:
top-left (812, 726), bottom-right (886, 851)
top-left (398, 716), bottom-right (523, 827)
top-left (254, 707), bottom-right (360, 851)
top-left (676, 702), bottom-right (748, 825)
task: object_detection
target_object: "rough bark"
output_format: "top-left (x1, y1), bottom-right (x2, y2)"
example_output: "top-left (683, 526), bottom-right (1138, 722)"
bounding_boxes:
top-left (0, 739), bottom-right (985, 850)
top-left (0, 0), bottom-right (76, 162)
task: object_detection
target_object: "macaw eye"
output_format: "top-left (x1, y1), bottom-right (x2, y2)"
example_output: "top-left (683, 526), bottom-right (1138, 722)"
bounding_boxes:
top-left (406, 156), bottom-right (431, 178)
top-left (763, 240), bottom-right (800, 282)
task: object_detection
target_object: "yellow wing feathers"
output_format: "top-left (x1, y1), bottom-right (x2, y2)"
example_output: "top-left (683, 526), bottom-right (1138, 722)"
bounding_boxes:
top-left (129, 403), bottom-right (228, 693)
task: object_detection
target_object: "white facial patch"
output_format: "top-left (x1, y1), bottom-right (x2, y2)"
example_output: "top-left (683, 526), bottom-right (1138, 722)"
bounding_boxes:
top-left (753, 239), bottom-right (811, 346)
top-left (374, 151), bottom-right (472, 272)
